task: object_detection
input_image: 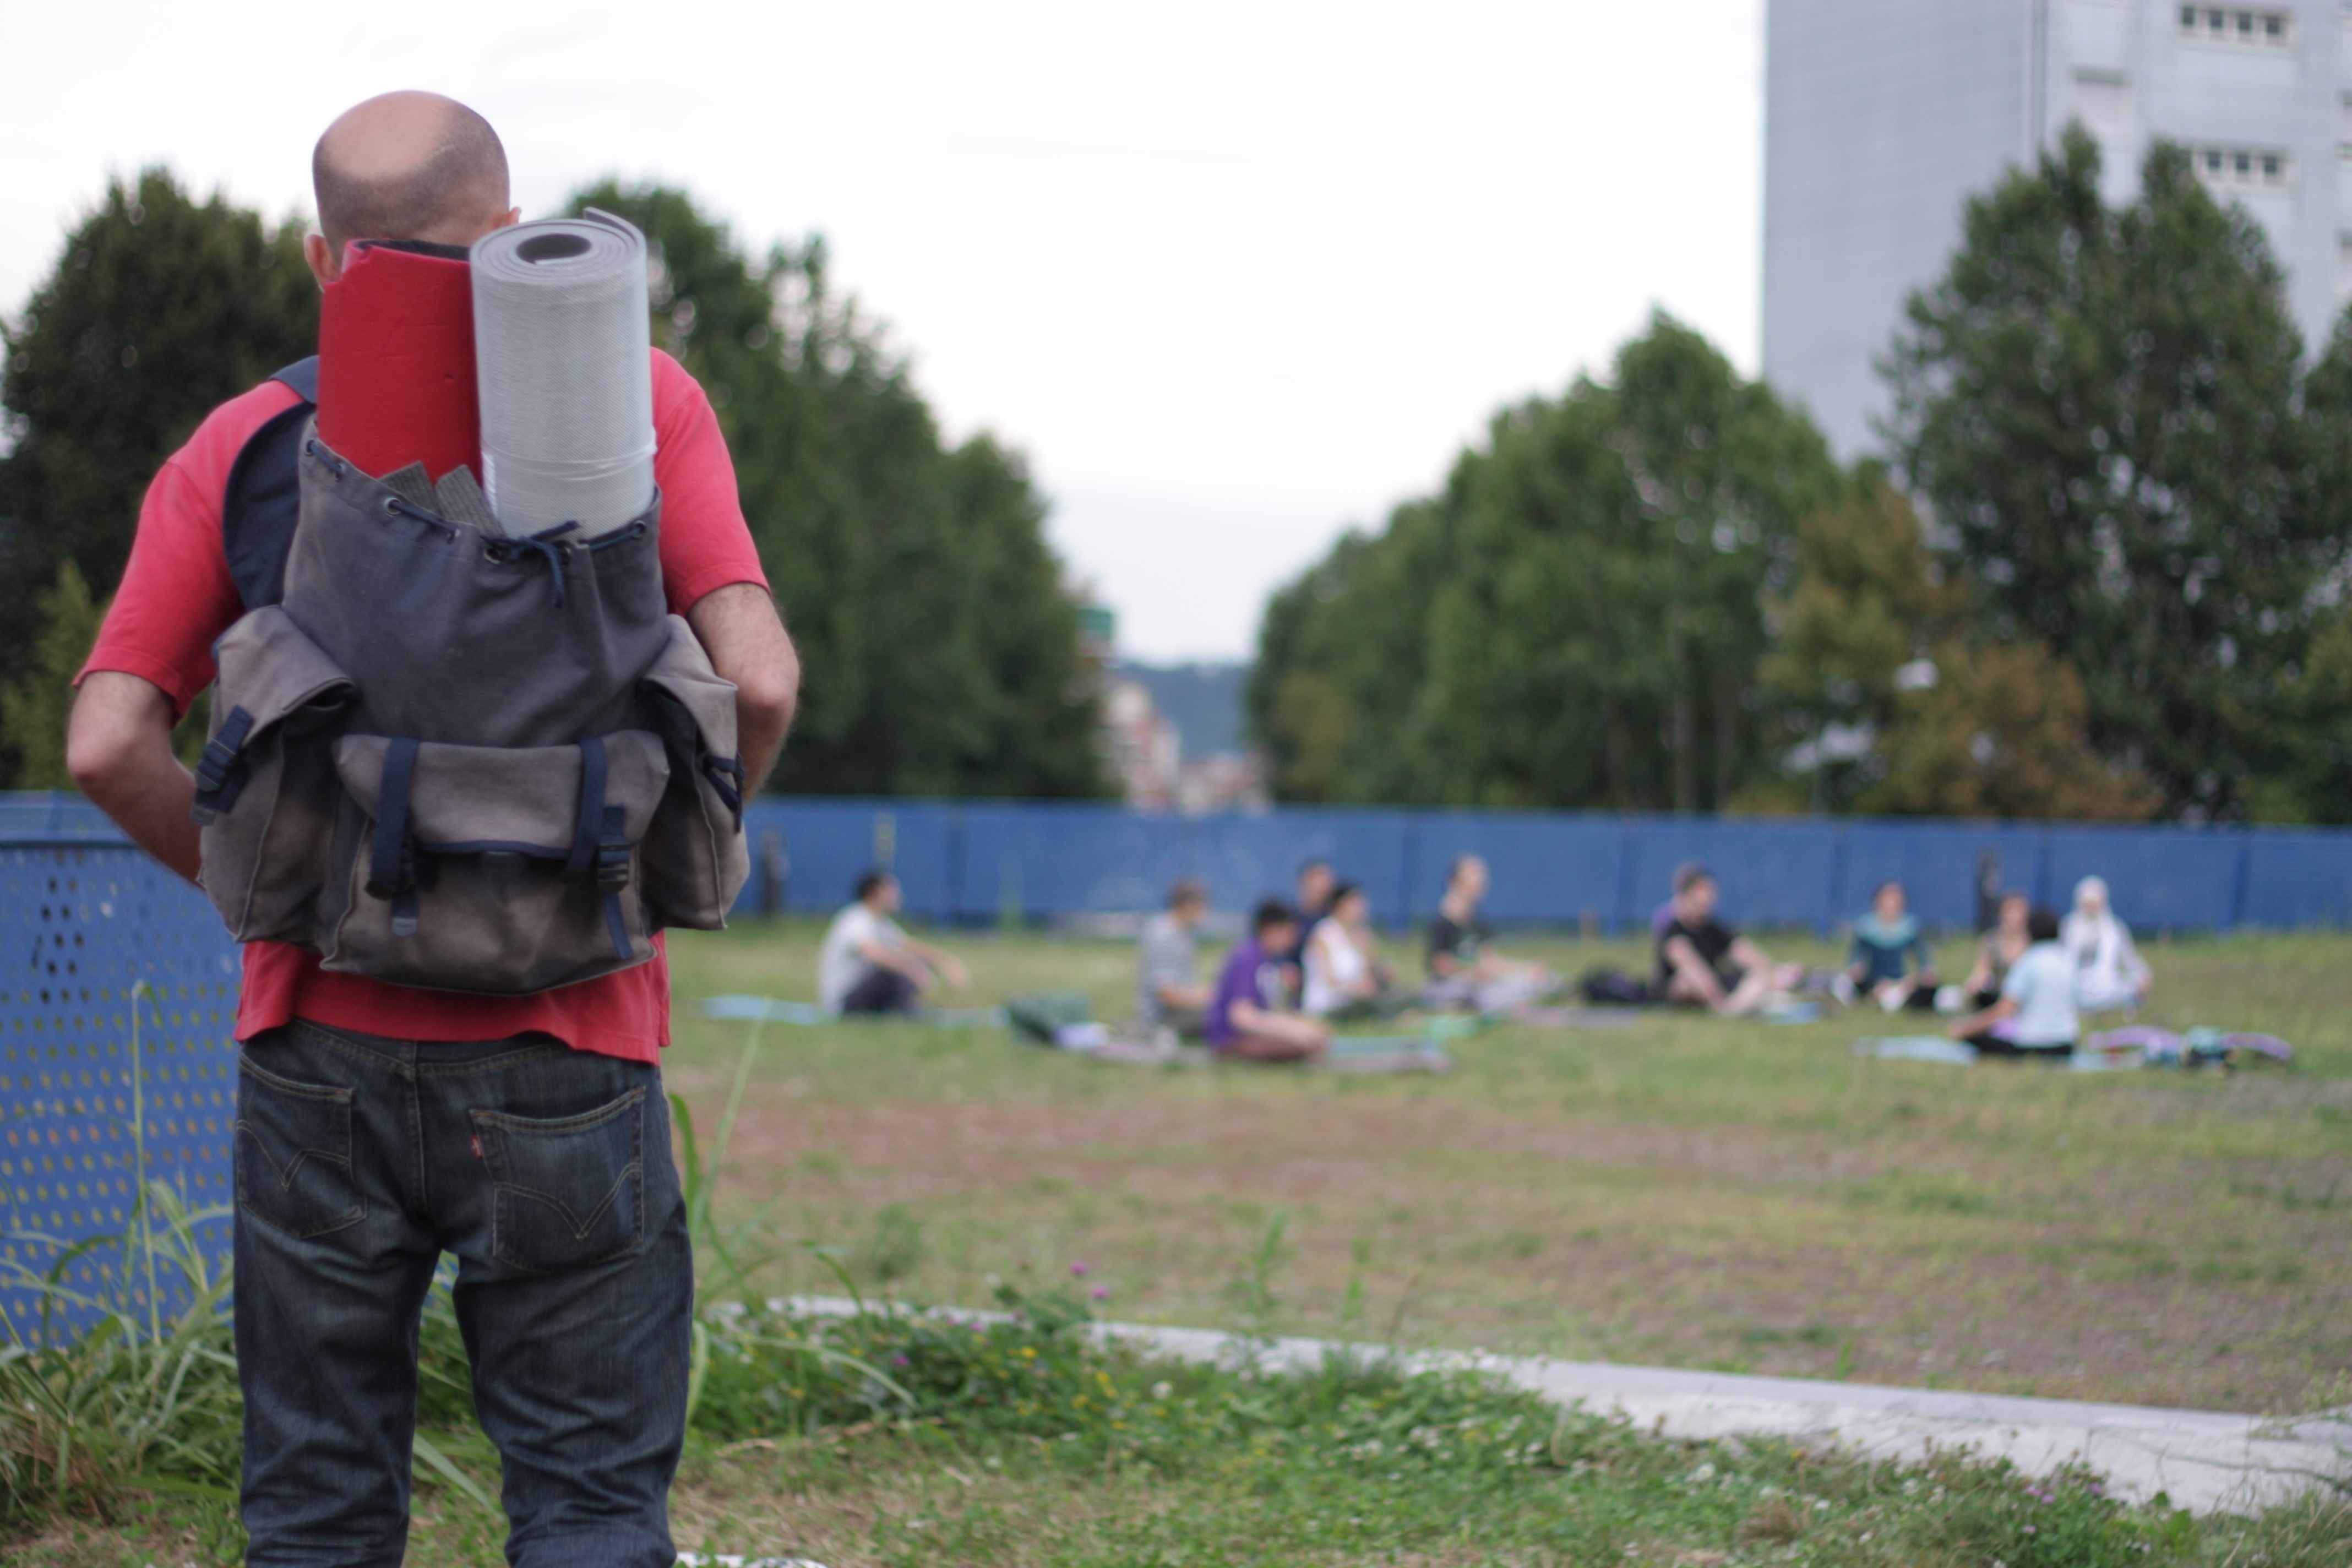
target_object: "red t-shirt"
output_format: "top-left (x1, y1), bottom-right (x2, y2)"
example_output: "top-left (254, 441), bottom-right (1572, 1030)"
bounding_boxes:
top-left (84, 350), bottom-right (767, 1063)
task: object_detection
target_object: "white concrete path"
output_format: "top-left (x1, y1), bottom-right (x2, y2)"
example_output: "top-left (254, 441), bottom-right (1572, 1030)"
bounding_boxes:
top-left (787, 1298), bottom-right (2348, 1515)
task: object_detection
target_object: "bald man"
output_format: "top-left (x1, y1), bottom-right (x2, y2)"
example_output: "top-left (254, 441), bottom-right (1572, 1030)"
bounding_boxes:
top-left (68, 92), bottom-right (796, 1568)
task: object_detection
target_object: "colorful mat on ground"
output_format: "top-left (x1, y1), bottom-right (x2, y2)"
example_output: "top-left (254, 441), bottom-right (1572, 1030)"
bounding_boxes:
top-left (1853, 1028), bottom-right (2292, 1070)
top-left (700, 995), bottom-right (1007, 1030)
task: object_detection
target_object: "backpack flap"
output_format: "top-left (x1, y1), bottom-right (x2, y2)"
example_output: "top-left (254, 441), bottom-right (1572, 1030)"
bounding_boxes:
top-left (194, 606), bottom-right (356, 944)
top-left (324, 731), bottom-right (671, 994)
top-left (634, 616), bottom-right (751, 930)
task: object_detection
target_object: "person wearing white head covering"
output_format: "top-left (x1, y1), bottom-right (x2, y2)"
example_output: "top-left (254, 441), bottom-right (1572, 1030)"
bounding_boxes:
top-left (2062, 875), bottom-right (2152, 1014)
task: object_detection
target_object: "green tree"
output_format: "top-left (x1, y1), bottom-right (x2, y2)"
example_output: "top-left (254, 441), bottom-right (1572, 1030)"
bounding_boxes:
top-left (1885, 127), bottom-right (2337, 818)
top-left (569, 182), bottom-right (1107, 798)
top-left (0, 562), bottom-right (103, 788)
top-left (0, 168), bottom-right (316, 780)
top-left (1250, 313), bottom-right (1842, 809)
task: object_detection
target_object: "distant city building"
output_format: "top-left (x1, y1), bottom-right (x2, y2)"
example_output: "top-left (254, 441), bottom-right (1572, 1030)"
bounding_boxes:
top-left (1766, 0), bottom-right (2351, 459)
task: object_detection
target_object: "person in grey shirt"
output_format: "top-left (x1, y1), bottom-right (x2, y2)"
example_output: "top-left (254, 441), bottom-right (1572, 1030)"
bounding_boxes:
top-left (1137, 879), bottom-right (1212, 1038)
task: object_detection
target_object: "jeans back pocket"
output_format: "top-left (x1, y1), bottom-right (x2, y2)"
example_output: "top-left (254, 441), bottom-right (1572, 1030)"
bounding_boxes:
top-left (471, 1089), bottom-right (647, 1273)
top-left (235, 1054), bottom-right (364, 1239)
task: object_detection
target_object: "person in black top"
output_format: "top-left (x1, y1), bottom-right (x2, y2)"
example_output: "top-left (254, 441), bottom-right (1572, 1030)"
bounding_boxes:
top-left (1423, 855), bottom-right (1554, 1012)
top-left (1654, 865), bottom-right (1801, 1015)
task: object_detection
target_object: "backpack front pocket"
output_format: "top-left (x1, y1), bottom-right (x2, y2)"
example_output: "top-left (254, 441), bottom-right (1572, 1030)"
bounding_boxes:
top-left (324, 731), bottom-right (670, 994)
top-left (195, 606), bottom-right (356, 945)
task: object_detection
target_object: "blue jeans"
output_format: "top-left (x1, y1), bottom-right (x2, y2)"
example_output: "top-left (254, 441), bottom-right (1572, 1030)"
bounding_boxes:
top-left (233, 1021), bottom-right (691, 1567)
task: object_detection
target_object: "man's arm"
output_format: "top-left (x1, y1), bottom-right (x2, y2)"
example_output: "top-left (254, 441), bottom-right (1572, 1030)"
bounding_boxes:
top-left (685, 583), bottom-right (798, 792)
top-left (68, 672), bottom-right (201, 883)
top-left (1948, 994), bottom-right (2017, 1040)
top-left (900, 935), bottom-right (971, 989)
top-left (1663, 934), bottom-right (1726, 1005)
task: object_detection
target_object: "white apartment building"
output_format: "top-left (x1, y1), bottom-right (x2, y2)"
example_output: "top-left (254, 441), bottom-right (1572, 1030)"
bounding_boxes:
top-left (1766, 0), bottom-right (2352, 458)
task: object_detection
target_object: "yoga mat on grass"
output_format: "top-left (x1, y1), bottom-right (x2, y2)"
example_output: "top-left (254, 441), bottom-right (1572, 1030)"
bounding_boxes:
top-left (315, 241), bottom-right (480, 482)
top-left (700, 995), bottom-right (1009, 1030)
top-left (472, 212), bottom-right (655, 537)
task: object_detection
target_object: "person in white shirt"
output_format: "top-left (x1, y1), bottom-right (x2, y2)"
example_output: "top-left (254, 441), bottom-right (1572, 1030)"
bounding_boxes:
top-left (1302, 883), bottom-right (1403, 1020)
top-left (2062, 875), bottom-right (2152, 1014)
top-left (1947, 907), bottom-right (2078, 1058)
top-left (818, 870), bottom-right (971, 1016)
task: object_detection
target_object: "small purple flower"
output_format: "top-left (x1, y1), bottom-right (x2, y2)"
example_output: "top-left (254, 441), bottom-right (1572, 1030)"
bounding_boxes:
top-left (1071, 1262), bottom-right (1088, 1277)
top-left (2024, 1523), bottom-right (2038, 1534)
top-left (1093, 1286), bottom-right (1110, 1300)
top-left (891, 1353), bottom-right (910, 1368)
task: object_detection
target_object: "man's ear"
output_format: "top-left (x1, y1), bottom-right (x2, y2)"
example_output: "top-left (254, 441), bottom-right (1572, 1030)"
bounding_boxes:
top-left (494, 206), bottom-right (521, 231)
top-left (303, 233), bottom-right (341, 288)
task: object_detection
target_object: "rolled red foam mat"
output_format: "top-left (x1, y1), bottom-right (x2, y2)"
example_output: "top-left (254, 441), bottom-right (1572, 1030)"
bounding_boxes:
top-left (315, 241), bottom-right (481, 482)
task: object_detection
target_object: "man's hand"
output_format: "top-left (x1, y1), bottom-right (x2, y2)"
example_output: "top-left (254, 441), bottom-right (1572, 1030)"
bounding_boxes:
top-left (68, 672), bottom-right (201, 883)
top-left (685, 583), bottom-right (798, 793)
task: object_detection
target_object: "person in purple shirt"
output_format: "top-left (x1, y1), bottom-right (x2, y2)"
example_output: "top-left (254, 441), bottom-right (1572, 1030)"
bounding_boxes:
top-left (1206, 901), bottom-right (1332, 1063)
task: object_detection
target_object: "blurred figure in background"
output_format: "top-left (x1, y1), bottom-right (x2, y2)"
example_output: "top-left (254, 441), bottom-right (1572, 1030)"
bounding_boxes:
top-left (2064, 875), bottom-right (2153, 1014)
top-left (1948, 906), bottom-right (2078, 1057)
top-left (819, 870), bottom-right (970, 1016)
top-left (1955, 891), bottom-right (2032, 1011)
top-left (1302, 882), bottom-right (1407, 1020)
top-left (1207, 901), bottom-right (1331, 1062)
top-left (1136, 878), bottom-right (1212, 1039)
top-left (1423, 854), bottom-right (1555, 1013)
top-left (1837, 880), bottom-right (1937, 1010)
top-left (1654, 865), bottom-right (1803, 1016)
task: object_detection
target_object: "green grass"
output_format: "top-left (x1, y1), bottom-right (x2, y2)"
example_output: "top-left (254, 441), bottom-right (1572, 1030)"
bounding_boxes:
top-left (5, 924), bottom-right (2349, 1564)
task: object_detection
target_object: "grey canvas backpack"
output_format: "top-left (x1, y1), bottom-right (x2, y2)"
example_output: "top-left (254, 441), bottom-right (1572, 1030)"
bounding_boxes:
top-left (189, 357), bottom-right (750, 994)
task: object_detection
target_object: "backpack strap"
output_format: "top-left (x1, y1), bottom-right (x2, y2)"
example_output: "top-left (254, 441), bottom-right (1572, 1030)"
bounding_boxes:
top-left (220, 356), bottom-right (320, 611)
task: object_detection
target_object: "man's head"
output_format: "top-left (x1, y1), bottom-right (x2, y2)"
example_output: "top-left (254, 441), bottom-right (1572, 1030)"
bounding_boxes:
top-left (1873, 880), bottom-right (1906, 922)
top-left (1447, 854), bottom-right (1488, 905)
top-left (1251, 899), bottom-right (1298, 952)
top-left (856, 870), bottom-right (901, 912)
top-left (307, 92), bottom-right (519, 284)
top-left (1295, 860), bottom-right (1334, 916)
top-left (2028, 907), bottom-right (2060, 944)
top-left (1673, 863), bottom-right (1717, 923)
top-left (1168, 878), bottom-right (1208, 925)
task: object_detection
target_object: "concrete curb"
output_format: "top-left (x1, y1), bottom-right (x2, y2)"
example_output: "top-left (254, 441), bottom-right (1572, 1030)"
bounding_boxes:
top-left (782, 1298), bottom-right (2348, 1515)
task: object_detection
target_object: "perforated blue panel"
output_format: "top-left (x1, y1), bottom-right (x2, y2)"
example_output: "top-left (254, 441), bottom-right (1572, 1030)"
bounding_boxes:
top-left (0, 843), bottom-right (241, 1338)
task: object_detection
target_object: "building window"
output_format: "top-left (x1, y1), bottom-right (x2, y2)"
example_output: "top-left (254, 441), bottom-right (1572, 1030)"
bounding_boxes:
top-left (2073, 70), bottom-right (2132, 139)
top-left (2195, 144), bottom-right (2293, 189)
top-left (2180, 6), bottom-right (2294, 46)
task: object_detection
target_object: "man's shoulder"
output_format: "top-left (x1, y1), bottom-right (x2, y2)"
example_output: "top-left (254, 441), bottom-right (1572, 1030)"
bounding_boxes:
top-left (188, 377), bottom-right (309, 461)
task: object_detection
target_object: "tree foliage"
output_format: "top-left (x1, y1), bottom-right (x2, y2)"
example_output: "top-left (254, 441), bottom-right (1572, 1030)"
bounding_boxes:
top-left (0, 562), bottom-right (102, 790)
top-left (1250, 314), bottom-right (1842, 810)
top-left (0, 169), bottom-right (315, 782)
top-left (1762, 480), bottom-right (2157, 820)
top-left (570, 182), bottom-right (1107, 798)
top-left (1885, 127), bottom-right (2342, 819)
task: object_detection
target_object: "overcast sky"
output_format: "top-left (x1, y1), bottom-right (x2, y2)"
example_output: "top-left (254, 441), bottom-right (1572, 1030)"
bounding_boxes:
top-left (2, 1), bottom-right (1765, 662)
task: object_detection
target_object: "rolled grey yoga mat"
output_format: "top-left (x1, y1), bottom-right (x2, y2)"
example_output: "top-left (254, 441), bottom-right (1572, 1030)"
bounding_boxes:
top-left (471, 210), bottom-right (656, 538)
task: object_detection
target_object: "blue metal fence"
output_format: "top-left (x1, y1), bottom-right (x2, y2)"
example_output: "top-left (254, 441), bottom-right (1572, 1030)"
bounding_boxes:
top-left (729, 796), bottom-right (2352, 936)
top-left (0, 830), bottom-right (241, 1338)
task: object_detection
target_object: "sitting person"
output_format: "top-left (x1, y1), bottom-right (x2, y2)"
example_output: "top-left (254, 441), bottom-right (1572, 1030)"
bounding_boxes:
top-left (1424, 854), bottom-right (1554, 1013)
top-left (2063, 875), bottom-right (2152, 1014)
top-left (1302, 883), bottom-right (1408, 1020)
top-left (817, 870), bottom-right (971, 1016)
top-left (1206, 901), bottom-right (1332, 1063)
top-left (1654, 865), bottom-right (1803, 1016)
top-left (1136, 878), bottom-right (1213, 1039)
top-left (1959, 891), bottom-right (2032, 1011)
top-left (1838, 880), bottom-right (1937, 1010)
top-left (1948, 906), bottom-right (2077, 1057)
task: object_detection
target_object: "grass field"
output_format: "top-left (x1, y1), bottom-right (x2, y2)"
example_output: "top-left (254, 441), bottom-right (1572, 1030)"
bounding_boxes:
top-left (9, 918), bottom-right (2350, 1566)
top-left (664, 919), bottom-right (2352, 1418)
